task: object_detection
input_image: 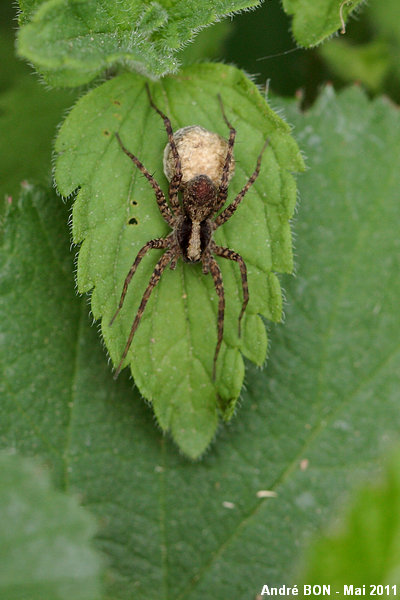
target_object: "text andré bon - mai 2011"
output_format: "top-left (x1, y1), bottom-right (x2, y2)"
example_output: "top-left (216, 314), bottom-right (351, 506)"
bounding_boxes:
top-left (260, 585), bottom-right (398, 597)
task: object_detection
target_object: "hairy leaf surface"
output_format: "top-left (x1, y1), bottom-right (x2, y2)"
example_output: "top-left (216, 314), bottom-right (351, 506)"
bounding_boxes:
top-left (54, 63), bottom-right (302, 457)
top-left (17, 0), bottom-right (262, 86)
top-left (282, 0), bottom-right (364, 47)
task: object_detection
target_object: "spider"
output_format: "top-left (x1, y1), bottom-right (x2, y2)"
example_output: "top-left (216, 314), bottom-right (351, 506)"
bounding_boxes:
top-left (111, 84), bottom-right (268, 380)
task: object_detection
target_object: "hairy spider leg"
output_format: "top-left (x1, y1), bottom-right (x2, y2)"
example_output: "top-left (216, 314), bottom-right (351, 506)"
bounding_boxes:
top-left (115, 132), bottom-right (174, 227)
top-left (216, 94), bottom-right (237, 211)
top-left (145, 84), bottom-right (183, 214)
top-left (109, 237), bottom-right (171, 327)
top-left (113, 248), bottom-right (176, 379)
top-left (208, 256), bottom-right (226, 380)
top-left (213, 244), bottom-right (248, 337)
top-left (214, 138), bottom-right (269, 228)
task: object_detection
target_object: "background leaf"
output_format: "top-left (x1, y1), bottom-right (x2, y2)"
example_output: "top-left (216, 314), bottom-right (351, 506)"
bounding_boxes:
top-left (319, 39), bottom-right (390, 93)
top-left (179, 21), bottom-right (232, 66)
top-left (0, 184), bottom-right (81, 479)
top-left (282, 0), bottom-right (364, 47)
top-left (296, 448), bottom-right (400, 595)
top-left (16, 0), bottom-right (262, 86)
top-left (0, 32), bottom-right (74, 206)
top-left (54, 63), bottom-right (303, 458)
top-left (368, 0), bottom-right (400, 42)
top-left (2, 83), bottom-right (400, 597)
top-left (318, 0), bottom-right (400, 103)
top-left (0, 452), bottom-right (102, 600)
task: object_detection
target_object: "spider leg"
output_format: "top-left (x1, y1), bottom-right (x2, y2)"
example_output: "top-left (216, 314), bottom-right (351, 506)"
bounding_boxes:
top-left (216, 95), bottom-right (236, 212)
top-left (208, 256), bottom-right (225, 381)
top-left (109, 237), bottom-right (171, 327)
top-left (169, 256), bottom-right (179, 270)
top-left (115, 133), bottom-right (174, 227)
top-left (113, 248), bottom-right (175, 379)
top-left (145, 84), bottom-right (182, 215)
top-left (212, 243), bottom-right (248, 337)
top-left (214, 139), bottom-right (269, 228)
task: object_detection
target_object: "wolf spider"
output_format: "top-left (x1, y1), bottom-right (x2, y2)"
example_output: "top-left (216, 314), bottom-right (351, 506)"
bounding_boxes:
top-left (111, 85), bottom-right (268, 380)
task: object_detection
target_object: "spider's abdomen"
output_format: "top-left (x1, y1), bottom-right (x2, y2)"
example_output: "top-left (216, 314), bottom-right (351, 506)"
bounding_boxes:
top-left (163, 126), bottom-right (235, 187)
top-left (177, 217), bottom-right (212, 262)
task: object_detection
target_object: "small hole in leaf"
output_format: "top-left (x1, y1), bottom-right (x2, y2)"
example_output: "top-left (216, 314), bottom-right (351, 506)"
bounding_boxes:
top-left (103, 129), bottom-right (111, 136)
top-left (129, 217), bottom-right (138, 225)
top-left (131, 200), bottom-right (137, 206)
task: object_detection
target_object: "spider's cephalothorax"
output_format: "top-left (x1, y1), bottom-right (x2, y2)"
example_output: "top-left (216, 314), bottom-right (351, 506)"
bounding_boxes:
top-left (111, 84), bottom-right (268, 380)
top-left (178, 175), bottom-right (218, 263)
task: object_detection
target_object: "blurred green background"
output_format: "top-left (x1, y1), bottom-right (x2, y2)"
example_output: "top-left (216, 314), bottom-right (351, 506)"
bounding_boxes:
top-left (2, 0), bottom-right (400, 204)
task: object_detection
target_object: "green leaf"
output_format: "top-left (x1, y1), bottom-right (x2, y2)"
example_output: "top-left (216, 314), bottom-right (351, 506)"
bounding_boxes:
top-left (17, 0), bottom-right (262, 86)
top-left (282, 0), bottom-right (364, 47)
top-left (179, 21), bottom-right (232, 66)
top-left (319, 39), bottom-right (391, 92)
top-left (367, 0), bottom-right (400, 88)
top-left (315, 1), bottom-right (400, 100)
top-left (0, 184), bottom-right (82, 478)
top-left (368, 0), bottom-right (400, 42)
top-left (0, 32), bottom-right (29, 92)
top-left (297, 449), bottom-right (400, 594)
top-left (0, 32), bottom-right (76, 204)
top-left (1, 84), bottom-right (400, 597)
top-left (0, 452), bottom-right (102, 600)
top-left (18, 0), bottom-right (44, 24)
top-left (54, 63), bottom-right (303, 458)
